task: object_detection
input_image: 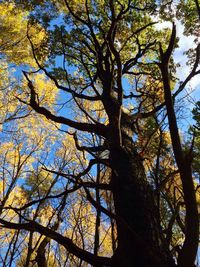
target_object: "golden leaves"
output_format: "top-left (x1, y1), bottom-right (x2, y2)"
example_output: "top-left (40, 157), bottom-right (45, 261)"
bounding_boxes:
top-left (22, 73), bottom-right (58, 108)
top-left (0, 2), bottom-right (47, 66)
top-left (0, 186), bottom-right (27, 220)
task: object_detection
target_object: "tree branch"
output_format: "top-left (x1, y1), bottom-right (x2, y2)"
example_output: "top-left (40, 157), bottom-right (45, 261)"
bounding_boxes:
top-left (0, 219), bottom-right (112, 266)
top-left (22, 71), bottom-right (107, 137)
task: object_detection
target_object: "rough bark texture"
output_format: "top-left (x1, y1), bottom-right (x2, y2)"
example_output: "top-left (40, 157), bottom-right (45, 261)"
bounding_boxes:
top-left (109, 130), bottom-right (175, 267)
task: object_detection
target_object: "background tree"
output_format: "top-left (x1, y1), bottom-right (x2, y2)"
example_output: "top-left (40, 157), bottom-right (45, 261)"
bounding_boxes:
top-left (0, 1), bottom-right (199, 267)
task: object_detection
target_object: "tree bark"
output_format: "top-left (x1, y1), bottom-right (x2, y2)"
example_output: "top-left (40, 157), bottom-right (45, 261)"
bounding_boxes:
top-left (109, 135), bottom-right (175, 267)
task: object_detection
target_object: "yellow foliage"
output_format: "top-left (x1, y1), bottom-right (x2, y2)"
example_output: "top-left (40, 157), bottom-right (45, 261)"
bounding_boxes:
top-left (75, 98), bottom-right (108, 125)
top-left (66, 0), bottom-right (88, 14)
top-left (0, 228), bottom-right (17, 249)
top-left (1, 186), bottom-right (27, 220)
top-left (0, 2), bottom-right (47, 66)
top-left (8, 186), bottom-right (27, 207)
top-left (144, 77), bottom-right (164, 104)
top-left (0, 62), bottom-right (19, 122)
top-left (99, 225), bottom-right (113, 256)
top-left (38, 205), bottom-right (54, 225)
top-left (28, 73), bottom-right (58, 107)
top-left (56, 134), bottom-right (88, 168)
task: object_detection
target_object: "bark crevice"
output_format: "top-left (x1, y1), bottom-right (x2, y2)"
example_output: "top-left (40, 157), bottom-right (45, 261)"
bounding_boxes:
top-left (108, 135), bottom-right (175, 267)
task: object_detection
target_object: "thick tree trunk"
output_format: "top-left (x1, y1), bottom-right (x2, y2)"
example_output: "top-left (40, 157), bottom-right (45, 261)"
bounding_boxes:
top-left (109, 136), bottom-right (175, 267)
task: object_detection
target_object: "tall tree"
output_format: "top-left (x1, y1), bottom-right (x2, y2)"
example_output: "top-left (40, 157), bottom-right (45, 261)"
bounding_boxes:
top-left (0, 1), bottom-right (199, 267)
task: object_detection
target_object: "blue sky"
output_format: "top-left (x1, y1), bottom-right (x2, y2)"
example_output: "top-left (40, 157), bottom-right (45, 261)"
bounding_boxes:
top-left (156, 20), bottom-right (200, 96)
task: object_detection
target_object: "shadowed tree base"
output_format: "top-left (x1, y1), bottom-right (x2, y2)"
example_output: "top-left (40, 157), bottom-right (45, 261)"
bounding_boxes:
top-left (109, 137), bottom-right (176, 267)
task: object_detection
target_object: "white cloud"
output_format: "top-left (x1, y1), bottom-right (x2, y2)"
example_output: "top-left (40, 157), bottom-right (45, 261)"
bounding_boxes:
top-left (154, 20), bottom-right (172, 30)
top-left (152, 17), bottom-right (199, 96)
top-left (174, 21), bottom-right (199, 92)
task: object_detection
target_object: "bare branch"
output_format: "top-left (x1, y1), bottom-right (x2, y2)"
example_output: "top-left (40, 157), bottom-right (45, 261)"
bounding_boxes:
top-left (0, 219), bottom-right (112, 266)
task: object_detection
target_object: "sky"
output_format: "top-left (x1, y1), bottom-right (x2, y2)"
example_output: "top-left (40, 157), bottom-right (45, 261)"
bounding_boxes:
top-left (154, 18), bottom-right (200, 133)
top-left (1, 6), bottom-right (200, 265)
top-left (156, 20), bottom-right (200, 95)
top-left (156, 20), bottom-right (200, 264)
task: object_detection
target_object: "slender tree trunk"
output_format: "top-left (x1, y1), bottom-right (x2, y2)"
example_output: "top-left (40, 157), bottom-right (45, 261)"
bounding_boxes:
top-left (35, 237), bottom-right (49, 267)
top-left (109, 135), bottom-right (175, 267)
top-left (94, 163), bottom-right (101, 257)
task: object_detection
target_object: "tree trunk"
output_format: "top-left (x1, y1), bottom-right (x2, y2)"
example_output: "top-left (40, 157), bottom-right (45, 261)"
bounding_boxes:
top-left (109, 136), bottom-right (175, 267)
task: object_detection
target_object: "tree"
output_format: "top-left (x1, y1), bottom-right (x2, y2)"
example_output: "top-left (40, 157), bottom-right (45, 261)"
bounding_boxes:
top-left (0, 1), bottom-right (199, 267)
